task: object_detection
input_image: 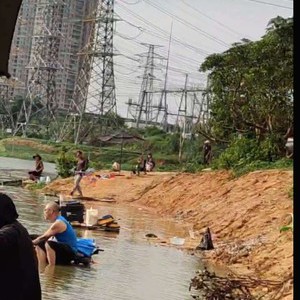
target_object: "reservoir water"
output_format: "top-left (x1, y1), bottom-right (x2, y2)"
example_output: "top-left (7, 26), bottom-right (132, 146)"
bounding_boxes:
top-left (2, 185), bottom-right (203, 300)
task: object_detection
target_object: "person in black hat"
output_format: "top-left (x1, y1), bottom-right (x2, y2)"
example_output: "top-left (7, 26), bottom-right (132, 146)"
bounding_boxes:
top-left (28, 154), bottom-right (44, 182)
top-left (203, 140), bottom-right (212, 165)
top-left (0, 193), bottom-right (41, 300)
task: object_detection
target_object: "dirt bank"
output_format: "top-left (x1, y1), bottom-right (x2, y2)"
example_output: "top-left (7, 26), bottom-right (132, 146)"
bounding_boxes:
top-left (41, 169), bottom-right (293, 299)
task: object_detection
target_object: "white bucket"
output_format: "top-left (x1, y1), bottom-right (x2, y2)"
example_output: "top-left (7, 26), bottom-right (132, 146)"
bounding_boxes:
top-left (39, 177), bottom-right (46, 183)
top-left (45, 176), bottom-right (51, 184)
top-left (86, 207), bottom-right (98, 226)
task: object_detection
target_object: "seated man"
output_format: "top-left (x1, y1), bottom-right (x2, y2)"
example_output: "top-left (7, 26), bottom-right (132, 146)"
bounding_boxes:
top-left (33, 202), bottom-right (78, 266)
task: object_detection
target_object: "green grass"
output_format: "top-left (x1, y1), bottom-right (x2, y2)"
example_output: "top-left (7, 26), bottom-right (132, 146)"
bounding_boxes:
top-left (1, 144), bottom-right (57, 162)
top-left (26, 182), bottom-right (46, 190)
top-left (0, 137), bottom-right (162, 171)
top-left (231, 158), bottom-right (293, 177)
top-left (0, 136), bottom-right (294, 174)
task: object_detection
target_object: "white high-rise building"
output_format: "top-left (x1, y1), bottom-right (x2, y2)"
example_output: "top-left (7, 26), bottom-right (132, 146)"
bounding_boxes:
top-left (4, 0), bottom-right (91, 111)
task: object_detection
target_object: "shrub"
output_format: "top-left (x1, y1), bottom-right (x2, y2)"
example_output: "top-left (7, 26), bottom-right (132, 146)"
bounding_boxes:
top-left (144, 126), bottom-right (166, 137)
top-left (55, 146), bottom-right (76, 178)
top-left (89, 160), bottom-right (104, 171)
top-left (213, 136), bottom-right (281, 170)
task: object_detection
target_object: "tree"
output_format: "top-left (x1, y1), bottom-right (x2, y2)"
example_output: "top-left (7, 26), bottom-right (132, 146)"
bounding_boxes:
top-left (198, 16), bottom-right (293, 153)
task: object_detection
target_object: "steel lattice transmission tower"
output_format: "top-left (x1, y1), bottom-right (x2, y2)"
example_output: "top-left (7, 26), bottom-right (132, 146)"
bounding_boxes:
top-left (14, 0), bottom-right (65, 138)
top-left (125, 43), bottom-right (162, 128)
top-left (59, 0), bottom-right (117, 144)
top-left (135, 44), bottom-right (156, 128)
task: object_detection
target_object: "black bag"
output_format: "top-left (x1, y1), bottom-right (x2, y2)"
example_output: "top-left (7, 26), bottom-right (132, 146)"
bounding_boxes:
top-left (196, 227), bottom-right (214, 250)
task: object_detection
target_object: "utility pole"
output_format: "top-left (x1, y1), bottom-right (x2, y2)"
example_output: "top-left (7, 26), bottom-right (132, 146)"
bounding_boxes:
top-left (156, 21), bottom-right (173, 131)
top-left (196, 78), bottom-right (211, 126)
top-left (176, 74), bottom-right (189, 128)
top-left (177, 74), bottom-right (188, 162)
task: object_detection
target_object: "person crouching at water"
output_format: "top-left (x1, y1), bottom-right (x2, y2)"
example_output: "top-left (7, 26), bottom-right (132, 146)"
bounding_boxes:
top-left (0, 193), bottom-right (41, 300)
top-left (33, 202), bottom-right (78, 266)
top-left (145, 153), bottom-right (155, 172)
top-left (70, 150), bottom-right (88, 197)
top-left (28, 153), bottom-right (44, 182)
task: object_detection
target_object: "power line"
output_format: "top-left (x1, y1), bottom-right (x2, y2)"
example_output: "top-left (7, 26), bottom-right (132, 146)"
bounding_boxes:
top-left (180, 0), bottom-right (255, 40)
top-left (116, 4), bottom-right (213, 55)
top-left (115, 30), bottom-right (144, 40)
top-left (119, 0), bottom-right (142, 4)
top-left (143, 0), bottom-right (230, 48)
top-left (242, 0), bottom-right (293, 9)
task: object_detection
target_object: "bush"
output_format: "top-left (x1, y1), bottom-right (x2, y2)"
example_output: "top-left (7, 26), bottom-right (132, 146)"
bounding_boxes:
top-left (212, 136), bottom-right (292, 176)
top-left (165, 133), bottom-right (180, 154)
top-left (55, 146), bottom-right (76, 178)
top-left (144, 126), bottom-right (166, 137)
top-left (214, 136), bottom-right (273, 170)
top-left (89, 160), bottom-right (104, 171)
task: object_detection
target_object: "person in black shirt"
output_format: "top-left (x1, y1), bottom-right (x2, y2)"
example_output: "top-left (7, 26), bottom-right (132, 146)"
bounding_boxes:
top-left (28, 154), bottom-right (44, 182)
top-left (0, 193), bottom-right (41, 300)
top-left (203, 140), bottom-right (212, 165)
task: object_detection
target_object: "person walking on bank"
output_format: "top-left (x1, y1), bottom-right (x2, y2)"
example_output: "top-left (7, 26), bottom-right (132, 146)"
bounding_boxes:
top-left (203, 140), bottom-right (212, 165)
top-left (0, 193), bottom-right (41, 300)
top-left (70, 150), bottom-right (88, 197)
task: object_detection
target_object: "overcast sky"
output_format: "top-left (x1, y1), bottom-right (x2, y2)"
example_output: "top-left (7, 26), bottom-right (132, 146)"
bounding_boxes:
top-left (111, 0), bottom-right (293, 120)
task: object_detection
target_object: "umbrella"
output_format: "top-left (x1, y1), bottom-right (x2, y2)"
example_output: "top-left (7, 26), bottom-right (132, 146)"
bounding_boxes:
top-left (98, 130), bottom-right (145, 173)
top-left (0, 0), bottom-right (23, 78)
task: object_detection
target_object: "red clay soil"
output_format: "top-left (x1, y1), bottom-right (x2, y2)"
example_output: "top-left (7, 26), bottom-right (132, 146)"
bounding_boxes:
top-left (41, 169), bottom-right (293, 299)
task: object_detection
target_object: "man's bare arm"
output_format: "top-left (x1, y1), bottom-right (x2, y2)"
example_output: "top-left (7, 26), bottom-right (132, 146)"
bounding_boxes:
top-left (32, 221), bottom-right (66, 245)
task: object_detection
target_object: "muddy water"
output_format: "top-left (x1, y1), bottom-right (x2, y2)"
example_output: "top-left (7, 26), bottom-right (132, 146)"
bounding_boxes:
top-left (2, 186), bottom-right (203, 300)
top-left (0, 157), bottom-right (56, 173)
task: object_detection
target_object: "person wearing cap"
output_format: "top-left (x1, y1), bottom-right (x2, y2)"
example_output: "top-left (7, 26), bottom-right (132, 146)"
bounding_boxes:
top-left (203, 140), bottom-right (212, 165)
top-left (28, 154), bottom-right (44, 182)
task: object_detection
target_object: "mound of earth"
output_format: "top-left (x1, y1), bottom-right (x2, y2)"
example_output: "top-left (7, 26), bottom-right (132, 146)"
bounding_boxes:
top-left (42, 169), bottom-right (293, 299)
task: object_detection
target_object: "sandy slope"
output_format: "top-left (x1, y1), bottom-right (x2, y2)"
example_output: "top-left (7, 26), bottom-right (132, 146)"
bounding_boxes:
top-left (42, 169), bottom-right (293, 298)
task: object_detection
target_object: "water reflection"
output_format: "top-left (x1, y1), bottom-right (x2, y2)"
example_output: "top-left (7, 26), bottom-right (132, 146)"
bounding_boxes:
top-left (3, 187), bottom-right (203, 300)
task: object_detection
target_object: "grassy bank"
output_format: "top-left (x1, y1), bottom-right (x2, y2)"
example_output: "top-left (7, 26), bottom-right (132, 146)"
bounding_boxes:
top-left (0, 136), bottom-right (293, 175)
top-left (0, 137), bottom-right (180, 172)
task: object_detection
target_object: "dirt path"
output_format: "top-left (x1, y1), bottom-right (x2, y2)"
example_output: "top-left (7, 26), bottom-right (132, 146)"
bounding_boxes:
top-left (41, 169), bottom-right (293, 299)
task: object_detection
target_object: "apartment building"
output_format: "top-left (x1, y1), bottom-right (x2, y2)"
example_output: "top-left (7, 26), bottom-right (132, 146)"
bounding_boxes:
top-left (4, 0), bottom-right (92, 111)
